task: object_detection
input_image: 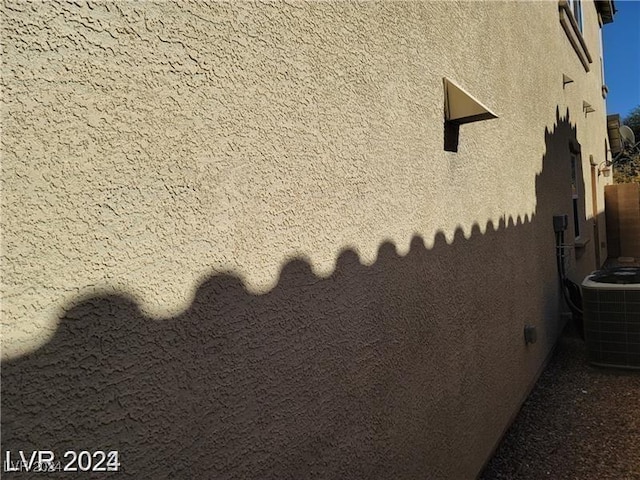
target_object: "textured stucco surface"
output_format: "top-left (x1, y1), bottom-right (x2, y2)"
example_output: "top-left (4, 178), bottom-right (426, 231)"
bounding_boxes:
top-left (1, 1), bottom-right (612, 478)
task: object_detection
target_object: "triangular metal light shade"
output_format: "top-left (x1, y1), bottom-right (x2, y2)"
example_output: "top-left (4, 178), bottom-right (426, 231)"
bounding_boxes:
top-left (444, 78), bottom-right (498, 124)
top-left (563, 74), bottom-right (574, 88)
top-left (583, 101), bottom-right (595, 114)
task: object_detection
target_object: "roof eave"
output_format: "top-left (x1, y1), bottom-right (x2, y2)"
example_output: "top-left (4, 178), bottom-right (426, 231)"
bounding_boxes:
top-left (596, 0), bottom-right (616, 24)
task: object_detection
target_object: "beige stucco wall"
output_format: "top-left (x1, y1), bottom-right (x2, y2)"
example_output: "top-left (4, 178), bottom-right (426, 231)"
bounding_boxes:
top-left (1, 1), bottom-right (612, 478)
top-left (559, 0), bottom-right (614, 276)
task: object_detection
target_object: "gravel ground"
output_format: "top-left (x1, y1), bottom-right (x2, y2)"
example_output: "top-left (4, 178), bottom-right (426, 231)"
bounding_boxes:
top-left (480, 321), bottom-right (640, 480)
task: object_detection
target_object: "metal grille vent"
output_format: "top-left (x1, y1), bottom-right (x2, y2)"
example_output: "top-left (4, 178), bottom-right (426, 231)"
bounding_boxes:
top-left (582, 267), bottom-right (640, 369)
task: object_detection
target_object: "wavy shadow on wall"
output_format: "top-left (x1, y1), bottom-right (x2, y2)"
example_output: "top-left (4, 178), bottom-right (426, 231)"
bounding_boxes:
top-left (1, 109), bottom-right (581, 479)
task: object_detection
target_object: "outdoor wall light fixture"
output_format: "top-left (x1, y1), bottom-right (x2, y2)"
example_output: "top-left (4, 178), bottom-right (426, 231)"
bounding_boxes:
top-left (443, 78), bottom-right (498, 152)
top-left (583, 101), bottom-right (596, 115)
top-left (598, 162), bottom-right (612, 177)
top-left (562, 73), bottom-right (574, 89)
top-left (592, 154), bottom-right (612, 178)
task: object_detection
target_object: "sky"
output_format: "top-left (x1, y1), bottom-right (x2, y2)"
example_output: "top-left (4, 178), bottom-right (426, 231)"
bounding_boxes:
top-left (603, 0), bottom-right (640, 120)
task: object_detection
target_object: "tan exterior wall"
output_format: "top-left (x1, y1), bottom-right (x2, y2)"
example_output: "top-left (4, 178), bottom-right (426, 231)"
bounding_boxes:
top-left (1, 1), bottom-right (613, 478)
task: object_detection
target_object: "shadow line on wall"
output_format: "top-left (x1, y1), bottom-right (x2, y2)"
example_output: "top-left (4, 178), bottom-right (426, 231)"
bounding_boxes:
top-left (1, 108), bottom-right (585, 479)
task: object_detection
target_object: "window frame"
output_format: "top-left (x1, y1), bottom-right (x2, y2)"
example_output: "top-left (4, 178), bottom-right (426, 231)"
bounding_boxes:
top-left (569, 0), bottom-right (583, 33)
top-left (571, 153), bottom-right (581, 239)
top-left (559, 0), bottom-right (592, 72)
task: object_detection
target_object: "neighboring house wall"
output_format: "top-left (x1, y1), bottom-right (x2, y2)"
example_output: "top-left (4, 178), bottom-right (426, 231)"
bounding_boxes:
top-left (1, 1), bottom-right (612, 478)
top-left (605, 183), bottom-right (640, 258)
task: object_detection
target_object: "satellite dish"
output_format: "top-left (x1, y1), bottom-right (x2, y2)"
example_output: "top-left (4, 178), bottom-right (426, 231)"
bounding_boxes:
top-left (620, 125), bottom-right (636, 146)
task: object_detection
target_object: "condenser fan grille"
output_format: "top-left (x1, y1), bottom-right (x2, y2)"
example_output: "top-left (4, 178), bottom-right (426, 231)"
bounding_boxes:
top-left (582, 268), bottom-right (640, 369)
